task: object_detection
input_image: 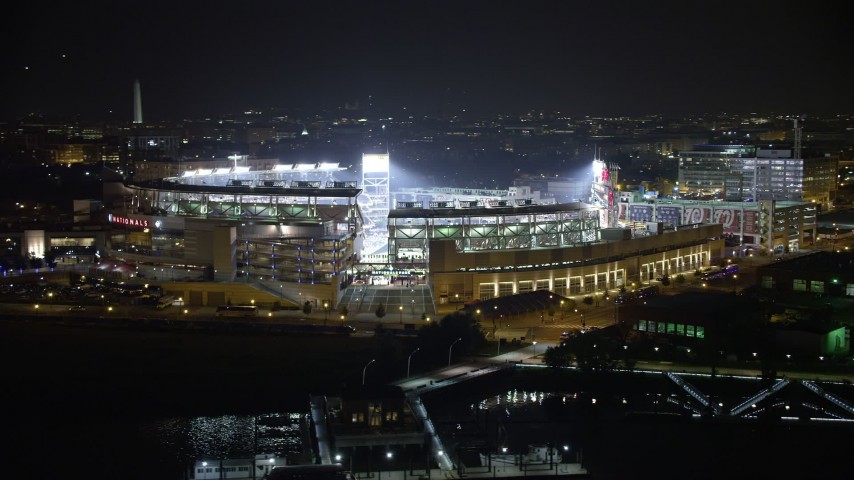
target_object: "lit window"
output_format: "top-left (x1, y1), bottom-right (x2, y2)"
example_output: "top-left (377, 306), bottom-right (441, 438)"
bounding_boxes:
top-left (793, 279), bottom-right (806, 292)
top-left (810, 281), bottom-right (824, 293)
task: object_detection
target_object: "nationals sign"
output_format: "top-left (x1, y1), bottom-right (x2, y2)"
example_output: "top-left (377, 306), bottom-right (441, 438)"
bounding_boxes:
top-left (711, 208), bottom-right (742, 234)
top-left (108, 213), bottom-right (150, 228)
top-left (682, 206), bottom-right (711, 224)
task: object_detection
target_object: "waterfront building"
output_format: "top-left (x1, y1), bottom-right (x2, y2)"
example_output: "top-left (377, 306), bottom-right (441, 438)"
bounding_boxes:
top-left (756, 251), bottom-right (854, 297)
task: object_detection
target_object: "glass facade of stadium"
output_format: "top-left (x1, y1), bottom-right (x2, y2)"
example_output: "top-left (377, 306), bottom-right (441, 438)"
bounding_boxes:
top-left (387, 202), bottom-right (600, 264)
top-left (386, 202), bottom-right (723, 306)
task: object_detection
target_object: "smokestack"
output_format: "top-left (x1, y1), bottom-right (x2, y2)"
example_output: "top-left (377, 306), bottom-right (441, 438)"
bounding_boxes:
top-left (133, 79), bottom-right (143, 124)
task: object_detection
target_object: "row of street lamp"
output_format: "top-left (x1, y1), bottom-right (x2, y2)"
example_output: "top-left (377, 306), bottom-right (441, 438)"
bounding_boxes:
top-left (362, 338), bottom-right (463, 385)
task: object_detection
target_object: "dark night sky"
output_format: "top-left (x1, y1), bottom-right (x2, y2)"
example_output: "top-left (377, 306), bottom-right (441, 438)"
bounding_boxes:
top-left (1, 0), bottom-right (851, 121)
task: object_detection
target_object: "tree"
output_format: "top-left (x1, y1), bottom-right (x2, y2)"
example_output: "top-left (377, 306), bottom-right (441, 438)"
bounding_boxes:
top-left (303, 301), bottom-right (312, 315)
top-left (562, 298), bottom-right (577, 312)
top-left (27, 254), bottom-right (43, 270)
top-left (582, 296), bottom-right (594, 306)
top-left (43, 251), bottom-right (58, 269)
top-left (375, 302), bottom-right (386, 318)
top-left (339, 305), bottom-right (349, 317)
top-left (543, 345), bottom-right (573, 369)
top-left (561, 333), bottom-right (619, 372)
top-left (675, 274), bottom-right (686, 285)
top-left (415, 311), bottom-right (486, 366)
top-left (660, 274), bottom-right (671, 287)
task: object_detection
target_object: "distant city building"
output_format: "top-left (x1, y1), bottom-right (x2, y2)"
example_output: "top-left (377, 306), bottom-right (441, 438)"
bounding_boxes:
top-left (678, 144), bottom-right (838, 209)
top-left (677, 144), bottom-right (756, 197)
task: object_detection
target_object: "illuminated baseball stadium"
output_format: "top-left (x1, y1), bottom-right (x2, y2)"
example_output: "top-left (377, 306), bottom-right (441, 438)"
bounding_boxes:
top-left (102, 156), bottom-right (726, 309)
top-left (103, 161), bottom-right (364, 306)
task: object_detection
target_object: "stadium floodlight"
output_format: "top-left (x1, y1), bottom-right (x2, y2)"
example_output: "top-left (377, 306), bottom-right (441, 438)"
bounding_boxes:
top-left (318, 162), bottom-right (340, 170)
top-left (212, 168), bottom-right (231, 175)
top-left (294, 163), bottom-right (315, 171)
top-left (196, 169), bottom-right (213, 176)
top-left (181, 171), bottom-right (196, 177)
top-left (362, 153), bottom-right (389, 173)
top-left (272, 164), bottom-right (291, 172)
top-left (232, 166), bottom-right (251, 174)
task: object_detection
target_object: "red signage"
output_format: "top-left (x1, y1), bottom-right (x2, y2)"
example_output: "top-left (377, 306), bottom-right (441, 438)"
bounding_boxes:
top-left (742, 210), bottom-right (759, 235)
top-left (108, 214), bottom-right (150, 228)
top-left (712, 208), bottom-right (742, 234)
top-left (683, 206), bottom-right (711, 224)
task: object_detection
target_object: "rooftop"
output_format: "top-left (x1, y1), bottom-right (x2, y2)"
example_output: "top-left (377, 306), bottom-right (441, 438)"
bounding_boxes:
top-left (761, 251), bottom-right (854, 274)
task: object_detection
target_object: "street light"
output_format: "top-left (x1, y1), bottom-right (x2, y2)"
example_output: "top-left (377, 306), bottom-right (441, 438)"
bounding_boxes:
top-left (362, 359), bottom-right (376, 386)
top-left (382, 451), bottom-right (393, 479)
top-left (323, 301), bottom-right (329, 325)
top-left (448, 337), bottom-right (462, 367)
top-left (398, 305), bottom-right (403, 324)
top-left (407, 348), bottom-right (420, 377)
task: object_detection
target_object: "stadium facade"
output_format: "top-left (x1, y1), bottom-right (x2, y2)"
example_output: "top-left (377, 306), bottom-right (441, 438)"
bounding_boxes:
top-left (100, 155), bottom-right (726, 309)
top-left (103, 162), bottom-right (363, 306)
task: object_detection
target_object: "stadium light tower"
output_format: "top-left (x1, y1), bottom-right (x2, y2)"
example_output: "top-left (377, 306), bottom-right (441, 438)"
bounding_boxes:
top-left (360, 153), bottom-right (391, 257)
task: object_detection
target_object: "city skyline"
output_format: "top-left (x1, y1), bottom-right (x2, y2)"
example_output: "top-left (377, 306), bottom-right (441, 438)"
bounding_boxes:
top-left (2, 0), bottom-right (852, 121)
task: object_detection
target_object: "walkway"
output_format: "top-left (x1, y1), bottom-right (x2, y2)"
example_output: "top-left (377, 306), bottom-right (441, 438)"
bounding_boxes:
top-left (310, 395), bottom-right (333, 465)
top-left (340, 284), bottom-right (437, 319)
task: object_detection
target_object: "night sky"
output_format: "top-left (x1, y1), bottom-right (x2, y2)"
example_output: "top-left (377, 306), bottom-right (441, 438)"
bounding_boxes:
top-left (1, 0), bottom-right (851, 121)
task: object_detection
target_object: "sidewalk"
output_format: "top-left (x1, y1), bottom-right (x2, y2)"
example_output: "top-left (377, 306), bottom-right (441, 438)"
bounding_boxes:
top-left (352, 463), bottom-right (588, 480)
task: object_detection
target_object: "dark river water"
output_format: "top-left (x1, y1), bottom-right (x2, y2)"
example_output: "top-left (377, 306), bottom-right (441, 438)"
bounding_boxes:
top-left (4, 320), bottom-right (854, 480)
top-left (13, 380), bottom-right (853, 480)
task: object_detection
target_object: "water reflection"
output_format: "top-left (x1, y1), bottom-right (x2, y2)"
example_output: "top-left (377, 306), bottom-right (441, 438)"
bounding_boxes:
top-left (145, 412), bottom-right (306, 465)
top-left (476, 389), bottom-right (557, 410)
